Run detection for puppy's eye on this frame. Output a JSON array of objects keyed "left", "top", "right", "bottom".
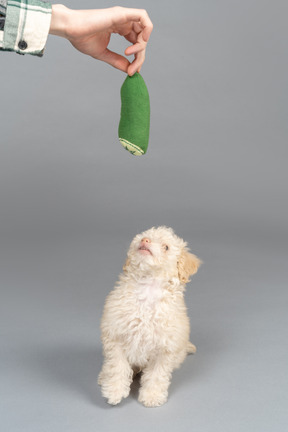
[{"left": 165, "top": 245, "right": 169, "bottom": 251}]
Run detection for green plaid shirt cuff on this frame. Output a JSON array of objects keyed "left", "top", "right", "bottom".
[
  {"left": 0, "top": 1, "right": 6, "bottom": 16},
  {"left": 0, "top": 0, "right": 51, "bottom": 57}
]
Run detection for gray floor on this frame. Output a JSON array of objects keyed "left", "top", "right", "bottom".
[{"left": 1, "top": 0, "right": 288, "bottom": 431}]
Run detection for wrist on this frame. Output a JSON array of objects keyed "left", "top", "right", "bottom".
[{"left": 49, "top": 4, "right": 71, "bottom": 38}]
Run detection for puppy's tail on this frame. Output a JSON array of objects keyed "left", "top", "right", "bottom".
[{"left": 187, "top": 342, "right": 197, "bottom": 355}]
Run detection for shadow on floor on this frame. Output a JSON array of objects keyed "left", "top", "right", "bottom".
[
  {"left": 27, "top": 342, "right": 108, "bottom": 407},
  {"left": 25, "top": 326, "right": 227, "bottom": 408}
]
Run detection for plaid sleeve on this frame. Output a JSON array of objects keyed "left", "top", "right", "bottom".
[
  {"left": 0, "top": 1, "right": 7, "bottom": 47},
  {"left": 0, "top": 1, "right": 7, "bottom": 15},
  {"left": 0, "top": 1, "right": 6, "bottom": 46},
  {"left": 0, "top": 0, "right": 52, "bottom": 57}
]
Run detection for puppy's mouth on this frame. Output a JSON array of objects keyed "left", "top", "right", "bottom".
[{"left": 138, "top": 245, "right": 153, "bottom": 256}]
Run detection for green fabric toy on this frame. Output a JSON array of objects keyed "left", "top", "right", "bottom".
[{"left": 118, "top": 73, "right": 150, "bottom": 156}]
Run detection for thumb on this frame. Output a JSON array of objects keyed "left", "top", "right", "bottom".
[{"left": 98, "top": 49, "right": 130, "bottom": 73}]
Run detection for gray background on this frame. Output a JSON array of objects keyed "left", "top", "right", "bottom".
[{"left": 1, "top": 0, "right": 287, "bottom": 431}]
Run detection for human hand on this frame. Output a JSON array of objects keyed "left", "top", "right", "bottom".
[{"left": 49, "top": 5, "right": 153, "bottom": 76}]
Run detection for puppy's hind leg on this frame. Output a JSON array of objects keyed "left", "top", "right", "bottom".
[
  {"left": 99, "top": 345, "right": 133, "bottom": 406},
  {"left": 187, "top": 341, "right": 197, "bottom": 354}
]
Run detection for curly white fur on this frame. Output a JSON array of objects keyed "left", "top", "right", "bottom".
[{"left": 98, "top": 226, "right": 202, "bottom": 407}]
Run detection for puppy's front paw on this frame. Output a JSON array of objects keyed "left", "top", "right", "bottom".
[
  {"left": 102, "top": 382, "right": 130, "bottom": 406},
  {"left": 138, "top": 388, "right": 168, "bottom": 407},
  {"left": 107, "top": 392, "right": 125, "bottom": 406}
]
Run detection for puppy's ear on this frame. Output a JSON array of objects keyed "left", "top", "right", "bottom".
[
  {"left": 177, "top": 251, "right": 202, "bottom": 284},
  {"left": 123, "top": 257, "right": 130, "bottom": 273}
]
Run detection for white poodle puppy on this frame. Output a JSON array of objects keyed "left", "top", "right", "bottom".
[{"left": 98, "top": 226, "right": 201, "bottom": 407}]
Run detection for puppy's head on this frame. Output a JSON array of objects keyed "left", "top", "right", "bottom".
[{"left": 124, "top": 226, "right": 202, "bottom": 283}]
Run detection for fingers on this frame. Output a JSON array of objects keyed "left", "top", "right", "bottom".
[
  {"left": 100, "top": 43, "right": 146, "bottom": 76},
  {"left": 132, "top": 22, "right": 144, "bottom": 35},
  {"left": 99, "top": 48, "right": 142, "bottom": 77},
  {"left": 125, "top": 41, "right": 144, "bottom": 56},
  {"left": 124, "top": 13, "right": 152, "bottom": 75},
  {"left": 127, "top": 50, "right": 145, "bottom": 76},
  {"left": 124, "top": 30, "right": 138, "bottom": 45},
  {"left": 124, "top": 30, "right": 147, "bottom": 76},
  {"left": 77, "top": 7, "right": 153, "bottom": 74},
  {"left": 99, "top": 49, "right": 130, "bottom": 73},
  {"left": 124, "top": 8, "right": 153, "bottom": 42}
]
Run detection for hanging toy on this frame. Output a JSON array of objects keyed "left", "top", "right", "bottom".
[{"left": 118, "top": 73, "right": 150, "bottom": 156}]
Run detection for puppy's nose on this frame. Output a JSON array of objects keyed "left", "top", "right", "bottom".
[{"left": 141, "top": 237, "right": 151, "bottom": 244}]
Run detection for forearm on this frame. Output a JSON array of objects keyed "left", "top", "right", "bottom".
[{"left": 49, "top": 4, "right": 71, "bottom": 38}]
